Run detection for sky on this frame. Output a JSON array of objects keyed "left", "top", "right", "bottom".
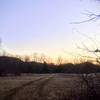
[{"left": 0, "top": 0, "right": 100, "bottom": 62}]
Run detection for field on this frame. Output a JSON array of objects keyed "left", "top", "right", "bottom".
[{"left": 0, "top": 74, "right": 100, "bottom": 100}]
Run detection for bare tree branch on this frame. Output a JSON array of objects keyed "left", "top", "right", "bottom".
[{"left": 71, "top": 10, "right": 100, "bottom": 24}]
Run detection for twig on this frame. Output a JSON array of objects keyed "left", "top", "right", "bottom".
[{"left": 70, "top": 10, "right": 100, "bottom": 24}]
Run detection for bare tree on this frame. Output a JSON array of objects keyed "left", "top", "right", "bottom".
[
  {"left": 57, "top": 56, "right": 63, "bottom": 65},
  {"left": 39, "top": 53, "right": 47, "bottom": 63},
  {"left": 71, "top": 0, "right": 100, "bottom": 24},
  {"left": 71, "top": 10, "right": 100, "bottom": 24},
  {"left": 72, "top": 1, "right": 100, "bottom": 98},
  {"left": 24, "top": 55, "right": 30, "bottom": 62},
  {"left": 33, "top": 53, "right": 39, "bottom": 62}
]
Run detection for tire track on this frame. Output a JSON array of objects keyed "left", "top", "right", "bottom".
[
  {"left": 33, "top": 76, "right": 54, "bottom": 100},
  {"left": 3, "top": 75, "right": 54, "bottom": 100},
  {"left": 14, "top": 75, "right": 54, "bottom": 100},
  {"left": 1, "top": 77, "right": 46, "bottom": 100}
]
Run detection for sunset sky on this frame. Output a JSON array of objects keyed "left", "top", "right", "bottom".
[{"left": 0, "top": 0, "right": 100, "bottom": 62}]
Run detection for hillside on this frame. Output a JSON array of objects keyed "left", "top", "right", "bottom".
[{"left": 0, "top": 56, "right": 100, "bottom": 75}]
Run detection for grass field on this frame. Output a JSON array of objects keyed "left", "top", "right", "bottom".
[{"left": 0, "top": 73, "right": 100, "bottom": 100}]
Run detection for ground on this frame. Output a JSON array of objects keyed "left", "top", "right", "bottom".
[{"left": 0, "top": 73, "right": 100, "bottom": 100}]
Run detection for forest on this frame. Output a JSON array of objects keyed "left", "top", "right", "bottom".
[{"left": 0, "top": 56, "right": 100, "bottom": 76}]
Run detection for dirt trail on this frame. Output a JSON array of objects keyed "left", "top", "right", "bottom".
[
  {"left": 33, "top": 76, "right": 54, "bottom": 100},
  {"left": 3, "top": 75, "right": 54, "bottom": 100},
  {"left": 2, "top": 77, "right": 44, "bottom": 100}
]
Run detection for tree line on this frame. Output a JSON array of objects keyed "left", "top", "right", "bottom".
[{"left": 0, "top": 56, "right": 100, "bottom": 76}]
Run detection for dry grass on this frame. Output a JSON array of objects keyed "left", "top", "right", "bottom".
[
  {"left": 0, "top": 75, "right": 43, "bottom": 93},
  {"left": 0, "top": 73, "right": 100, "bottom": 100}
]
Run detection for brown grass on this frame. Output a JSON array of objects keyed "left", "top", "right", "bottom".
[{"left": 0, "top": 73, "right": 100, "bottom": 100}]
